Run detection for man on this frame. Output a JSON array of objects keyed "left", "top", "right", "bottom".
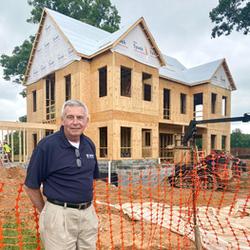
[
  {"left": 25, "top": 100, "right": 99, "bottom": 250},
  {"left": 3, "top": 141, "right": 12, "bottom": 162}
]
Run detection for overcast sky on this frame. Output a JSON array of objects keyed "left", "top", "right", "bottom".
[{"left": 0, "top": 0, "right": 249, "bottom": 133}]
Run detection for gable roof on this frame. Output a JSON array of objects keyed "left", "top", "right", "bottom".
[
  {"left": 24, "top": 8, "right": 236, "bottom": 91},
  {"left": 46, "top": 8, "right": 165, "bottom": 63},
  {"left": 160, "top": 56, "right": 236, "bottom": 90},
  {"left": 45, "top": 8, "right": 110, "bottom": 56},
  {"left": 24, "top": 8, "right": 165, "bottom": 84}
]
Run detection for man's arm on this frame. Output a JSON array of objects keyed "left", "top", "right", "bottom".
[{"left": 24, "top": 185, "right": 45, "bottom": 213}]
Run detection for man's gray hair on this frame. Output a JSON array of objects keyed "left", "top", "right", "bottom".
[{"left": 61, "top": 100, "right": 89, "bottom": 118}]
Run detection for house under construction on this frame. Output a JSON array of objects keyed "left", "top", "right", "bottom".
[{"left": 1, "top": 8, "right": 237, "bottom": 164}]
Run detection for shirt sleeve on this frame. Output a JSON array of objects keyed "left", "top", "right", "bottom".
[{"left": 25, "top": 146, "right": 46, "bottom": 189}]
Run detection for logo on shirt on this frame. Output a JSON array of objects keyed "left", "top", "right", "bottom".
[{"left": 86, "top": 154, "right": 94, "bottom": 159}]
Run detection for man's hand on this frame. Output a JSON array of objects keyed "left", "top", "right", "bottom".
[{"left": 24, "top": 185, "right": 45, "bottom": 213}]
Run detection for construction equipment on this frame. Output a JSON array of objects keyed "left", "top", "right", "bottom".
[
  {"left": 177, "top": 113, "right": 250, "bottom": 250},
  {"left": 170, "top": 113, "right": 250, "bottom": 189}
]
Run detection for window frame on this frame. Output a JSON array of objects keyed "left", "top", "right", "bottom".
[
  {"left": 32, "top": 90, "right": 37, "bottom": 112},
  {"left": 99, "top": 127, "right": 108, "bottom": 158},
  {"left": 65, "top": 74, "right": 71, "bottom": 101},
  {"left": 180, "top": 93, "right": 186, "bottom": 114},
  {"left": 99, "top": 66, "right": 107, "bottom": 97},
  {"left": 163, "top": 88, "right": 171, "bottom": 119},
  {"left": 120, "top": 127, "right": 132, "bottom": 158},
  {"left": 45, "top": 74, "right": 56, "bottom": 121},
  {"left": 222, "top": 96, "right": 227, "bottom": 116},
  {"left": 142, "top": 129, "right": 152, "bottom": 158},
  {"left": 211, "top": 134, "right": 216, "bottom": 150},
  {"left": 142, "top": 72, "right": 152, "bottom": 101},
  {"left": 211, "top": 93, "right": 217, "bottom": 114},
  {"left": 120, "top": 66, "right": 132, "bottom": 97},
  {"left": 193, "top": 92, "right": 203, "bottom": 120},
  {"left": 221, "top": 135, "right": 227, "bottom": 150},
  {"left": 32, "top": 133, "right": 37, "bottom": 149}
]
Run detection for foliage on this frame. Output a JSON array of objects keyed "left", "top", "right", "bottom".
[
  {"left": 0, "top": 0, "right": 120, "bottom": 87},
  {"left": 27, "top": 0, "right": 120, "bottom": 32},
  {"left": 210, "top": 0, "right": 250, "bottom": 37},
  {"left": 0, "top": 36, "right": 34, "bottom": 85},
  {"left": 231, "top": 128, "right": 250, "bottom": 148},
  {"left": 19, "top": 115, "right": 27, "bottom": 122}
]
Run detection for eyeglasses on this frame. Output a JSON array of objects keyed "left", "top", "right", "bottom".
[{"left": 75, "top": 148, "right": 82, "bottom": 167}]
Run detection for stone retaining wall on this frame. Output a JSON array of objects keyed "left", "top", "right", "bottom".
[{"left": 98, "top": 159, "right": 174, "bottom": 186}]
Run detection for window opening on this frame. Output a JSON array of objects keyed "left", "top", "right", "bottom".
[
  {"left": 142, "top": 129, "right": 152, "bottom": 157},
  {"left": 211, "top": 93, "right": 217, "bottom": 114},
  {"left": 163, "top": 89, "right": 170, "bottom": 119},
  {"left": 121, "top": 66, "right": 131, "bottom": 97},
  {"left": 121, "top": 127, "right": 131, "bottom": 157},
  {"left": 222, "top": 135, "right": 226, "bottom": 150},
  {"left": 46, "top": 74, "right": 55, "bottom": 121},
  {"left": 99, "top": 66, "right": 107, "bottom": 97},
  {"left": 222, "top": 96, "right": 227, "bottom": 116},
  {"left": 142, "top": 73, "right": 152, "bottom": 101},
  {"left": 32, "top": 90, "right": 37, "bottom": 112},
  {"left": 99, "top": 127, "right": 108, "bottom": 158},
  {"left": 211, "top": 134, "right": 216, "bottom": 150},
  {"left": 193, "top": 93, "right": 203, "bottom": 120},
  {"left": 65, "top": 74, "right": 71, "bottom": 101},
  {"left": 159, "top": 133, "right": 173, "bottom": 161},
  {"left": 180, "top": 93, "right": 186, "bottom": 114}
]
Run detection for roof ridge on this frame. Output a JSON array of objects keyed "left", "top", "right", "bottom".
[
  {"left": 45, "top": 7, "right": 111, "bottom": 37},
  {"left": 186, "top": 58, "right": 224, "bottom": 71}
]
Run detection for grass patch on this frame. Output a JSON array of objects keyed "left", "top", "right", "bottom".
[{"left": 1, "top": 220, "right": 43, "bottom": 250}]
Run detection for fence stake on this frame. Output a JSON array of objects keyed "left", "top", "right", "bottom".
[
  {"left": 191, "top": 139, "right": 202, "bottom": 250},
  {"left": 108, "top": 160, "right": 112, "bottom": 184}
]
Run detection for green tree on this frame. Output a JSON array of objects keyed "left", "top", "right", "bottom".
[
  {"left": 231, "top": 128, "right": 250, "bottom": 148},
  {"left": 210, "top": 0, "right": 250, "bottom": 38},
  {"left": 231, "top": 128, "right": 243, "bottom": 147},
  {"left": 0, "top": 36, "right": 34, "bottom": 85},
  {"left": 18, "top": 115, "right": 27, "bottom": 122},
  {"left": 26, "top": 0, "right": 120, "bottom": 32},
  {"left": 0, "top": 0, "right": 120, "bottom": 87}
]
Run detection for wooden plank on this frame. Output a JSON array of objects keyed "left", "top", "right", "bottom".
[{"left": 0, "top": 121, "right": 57, "bottom": 130}]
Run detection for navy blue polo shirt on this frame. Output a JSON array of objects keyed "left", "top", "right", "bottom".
[{"left": 25, "top": 126, "right": 99, "bottom": 203}]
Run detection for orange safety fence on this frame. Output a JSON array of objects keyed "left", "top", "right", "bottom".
[{"left": 0, "top": 156, "right": 249, "bottom": 249}]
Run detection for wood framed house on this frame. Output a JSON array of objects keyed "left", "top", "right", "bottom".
[{"left": 24, "top": 8, "right": 236, "bottom": 163}]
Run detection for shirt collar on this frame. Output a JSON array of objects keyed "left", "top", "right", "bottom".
[{"left": 59, "top": 126, "right": 85, "bottom": 148}]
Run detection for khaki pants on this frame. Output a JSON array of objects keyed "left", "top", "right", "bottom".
[{"left": 39, "top": 201, "right": 98, "bottom": 250}]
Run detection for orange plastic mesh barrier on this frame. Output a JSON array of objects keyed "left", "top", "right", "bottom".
[{"left": 0, "top": 157, "right": 249, "bottom": 249}]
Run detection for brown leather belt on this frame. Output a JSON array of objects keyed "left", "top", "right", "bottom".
[{"left": 48, "top": 199, "right": 92, "bottom": 210}]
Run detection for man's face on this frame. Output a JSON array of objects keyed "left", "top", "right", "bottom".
[{"left": 61, "top": 106, "right": 88, "bottom": 141}]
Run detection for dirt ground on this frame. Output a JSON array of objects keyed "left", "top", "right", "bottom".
[{"left": 0, "top": 162, "right": 249, "bottom": 249}]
